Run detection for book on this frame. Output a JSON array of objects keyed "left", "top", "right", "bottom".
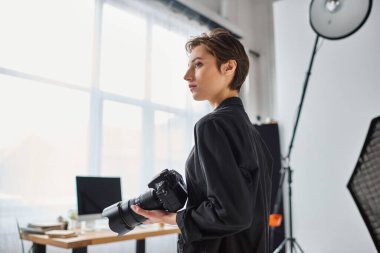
[
  {"left": 45, "top": 230, "right": 77, "bottom": 238},
  {"left": 20, "top": 226, "right": 46, "bottom": 235},
  {"left": 27, "top": 222, "right": 64, "bottom": 229},
  {"left": 21, "top": 222, "right": 65, "bottom": 234}
]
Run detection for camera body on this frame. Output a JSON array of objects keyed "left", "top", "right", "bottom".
[
  {"left": 146, "top": 168, "right": 188, "bottom": 212},
  {"left": 102, "top": 169, "right": 187, "bottom": 235}
]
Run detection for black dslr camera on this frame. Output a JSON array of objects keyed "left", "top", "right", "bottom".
[{"left": 102, "top": 169, "right": 187, "bottom": 235}]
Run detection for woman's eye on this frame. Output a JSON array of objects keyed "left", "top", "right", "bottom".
[{"left": 194, "top": 62, "right": 203, "bottom": 68}]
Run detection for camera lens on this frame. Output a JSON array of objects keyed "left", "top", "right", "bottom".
[
  {"left": 102, "top": 202, "right": 131, "bottom": 235},
  {"left": 134, "top": 189, "right": 163, "bottom": 210},
  {"left": 102, "top": 189, "right": 163, "bottom": 235}
]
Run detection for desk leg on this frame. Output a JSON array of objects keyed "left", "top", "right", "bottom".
[
  {"left": 32, "top": 243, "right": 46, "bottom": 253},
  {"left": 73, "top": 247, "right": 87, "bottom": 253},
  {"left": 136, "top": 239, "right": 145, "bottom": 253}
]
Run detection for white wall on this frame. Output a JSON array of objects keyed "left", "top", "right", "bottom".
[
  {"left": 238, "top": 0, "right": 277, "bottom": 122},
  {"left": 273, "top": 0, "right": 380, "bottom": 252}
]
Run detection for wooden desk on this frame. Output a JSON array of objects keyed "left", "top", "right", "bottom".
[{"left": 21, "top": 225, "right": 180, "bottom": 253}]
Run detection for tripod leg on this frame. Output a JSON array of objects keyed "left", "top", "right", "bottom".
[
  {"left": 273, "top": 238, "right": 290, "bottom": 253},
  {"left": 293, "top": 239, "right": 305, "bottom": 253}
]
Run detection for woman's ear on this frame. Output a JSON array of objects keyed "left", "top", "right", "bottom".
[{"left": 222, "top": 60, "right": 237, "bottom": 76}]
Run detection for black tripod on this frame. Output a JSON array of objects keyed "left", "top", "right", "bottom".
[
  {"left": 272, "top": 164, "right": 304, "bottom": 253},
  {"left": 272, "top": 35, "right": 321, "bottom": 253}
]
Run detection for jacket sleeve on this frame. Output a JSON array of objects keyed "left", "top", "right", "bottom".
[{"left": 176, "top": 118, "right": 260, "bottom": 244}]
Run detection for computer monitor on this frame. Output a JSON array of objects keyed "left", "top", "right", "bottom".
[{"left": 76, "top": 176, "right": 122, "bottom": 223}]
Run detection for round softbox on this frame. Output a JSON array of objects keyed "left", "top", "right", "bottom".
[{"left": 310, "top": 0, "right": 372, "bottom": 40}]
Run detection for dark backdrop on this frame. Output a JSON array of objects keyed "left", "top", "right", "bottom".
[{"left": 255, "top": 123, "right": 285, "bottom": 253}]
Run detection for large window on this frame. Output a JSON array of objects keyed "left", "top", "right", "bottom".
[
  {"left": 100, "top": 4, "right": 147, "bottom": 98},
  {"left": 151, "top": 24, "right": 189, "bottom": 108},
  {"left": 0, "top": 0, "right": 207, "bottom": 252},
  {"left": 0, "top": 0, "right": 94, "bottom": 86},
  {"left": 154, "top": 111, "right": 188, "bottom": 175},
  {"left": 101, "top": 101, "right": 143, "bottom": 198}
]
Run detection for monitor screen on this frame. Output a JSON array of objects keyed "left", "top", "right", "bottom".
[{"left": 76, "top": 176, "right": 122, "bottom": 221}]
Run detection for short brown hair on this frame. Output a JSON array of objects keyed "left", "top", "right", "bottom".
[{"left": 185, "top": 28, "right": 249, "bottom": 92}]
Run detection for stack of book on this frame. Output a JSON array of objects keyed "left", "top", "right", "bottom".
[
  {"left": 45, "top": 230, "right": 77, "bottom": 238},
  {"left": 20, "top": 222, "right": 64, "bottom": 235}
]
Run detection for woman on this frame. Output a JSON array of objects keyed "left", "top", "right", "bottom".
[{"left": 132, "top": 28, "right": 273, "bottom": 253}]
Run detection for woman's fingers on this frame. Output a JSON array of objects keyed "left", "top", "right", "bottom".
[
  {"left": 130, "top": 205, "right": 176, "bottom": 225},
  {"left": 131, "top": 205, "right": 148, "bottom": 217},
  {"left": 131, "top": 205, "right": 159, "bottom": 220}
]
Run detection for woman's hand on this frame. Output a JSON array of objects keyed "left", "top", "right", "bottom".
[{"left": 131, "top": 205, "right": 177, "bottom": 225}]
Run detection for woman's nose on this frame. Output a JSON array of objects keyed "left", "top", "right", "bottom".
[{"left": 183, "top": 68, "right": 193, "bottom": 81}]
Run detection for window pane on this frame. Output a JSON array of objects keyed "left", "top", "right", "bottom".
[
  {"left": 0, "top": 0, "right": 94, "bottom": 86},
  {"left": 0, "top": 75, "right": 89, "bottom": 203},
  {"left": 100, "top": 4, "right": 147, "bottom": 98},
  {"left": 0, "top": 74, "right": 89, "bottom": 247},
  {"left": 101, "top": 101, "right": 143, "bottom": 199},
  {"left": 154, "top": 111, "right": 187, "bottom": 176},
  {"left": 151, "top": 25, "right": 189, "bottom": 108}
]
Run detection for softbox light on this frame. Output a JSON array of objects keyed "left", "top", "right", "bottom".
[
  {"left": 310, "top": 0, "right": 372, "bottom": 40},
  {"left": 347, "top": 116, "right": 380, "bottom": 252}
]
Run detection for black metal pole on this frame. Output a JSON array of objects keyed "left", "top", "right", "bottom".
[
  {"left": 272, "top": 34, "right": 320, "bottom": 253},
  {"left": 286, "top": 35, "right": 320, "bottom": 159},
  {"left": 288, "top": 166, "right": 294, "bottom": 253},
  {"left": 270, "top": 165, "right": 287, "bottom": 252}
]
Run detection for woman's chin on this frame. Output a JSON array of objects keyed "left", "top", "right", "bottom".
[{"left": 191, "top": 93, "right": 205, "bottom": 101}]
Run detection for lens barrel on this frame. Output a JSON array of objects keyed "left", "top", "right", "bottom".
[
  {"left": 102, "top": 189, "right": 163, "bottom": 235},
  {"left": 135, "top": 189, "right": 163, "bottom": 210}
]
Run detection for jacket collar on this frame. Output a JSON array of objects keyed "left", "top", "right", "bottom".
[{"left": 215, "top": 96, "right": 243, "bottom": 111}]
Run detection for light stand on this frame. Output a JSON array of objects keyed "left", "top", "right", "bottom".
[
  {"left": 273, "top": 35, "right": 320, "bottom": 253},
  {"left": 271, "top": 1, "right": 372, "bottom": 252}
]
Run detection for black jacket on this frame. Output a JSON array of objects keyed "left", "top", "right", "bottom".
[{"left": 176, "top": 97, "right": 273, "bottom": 253}]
